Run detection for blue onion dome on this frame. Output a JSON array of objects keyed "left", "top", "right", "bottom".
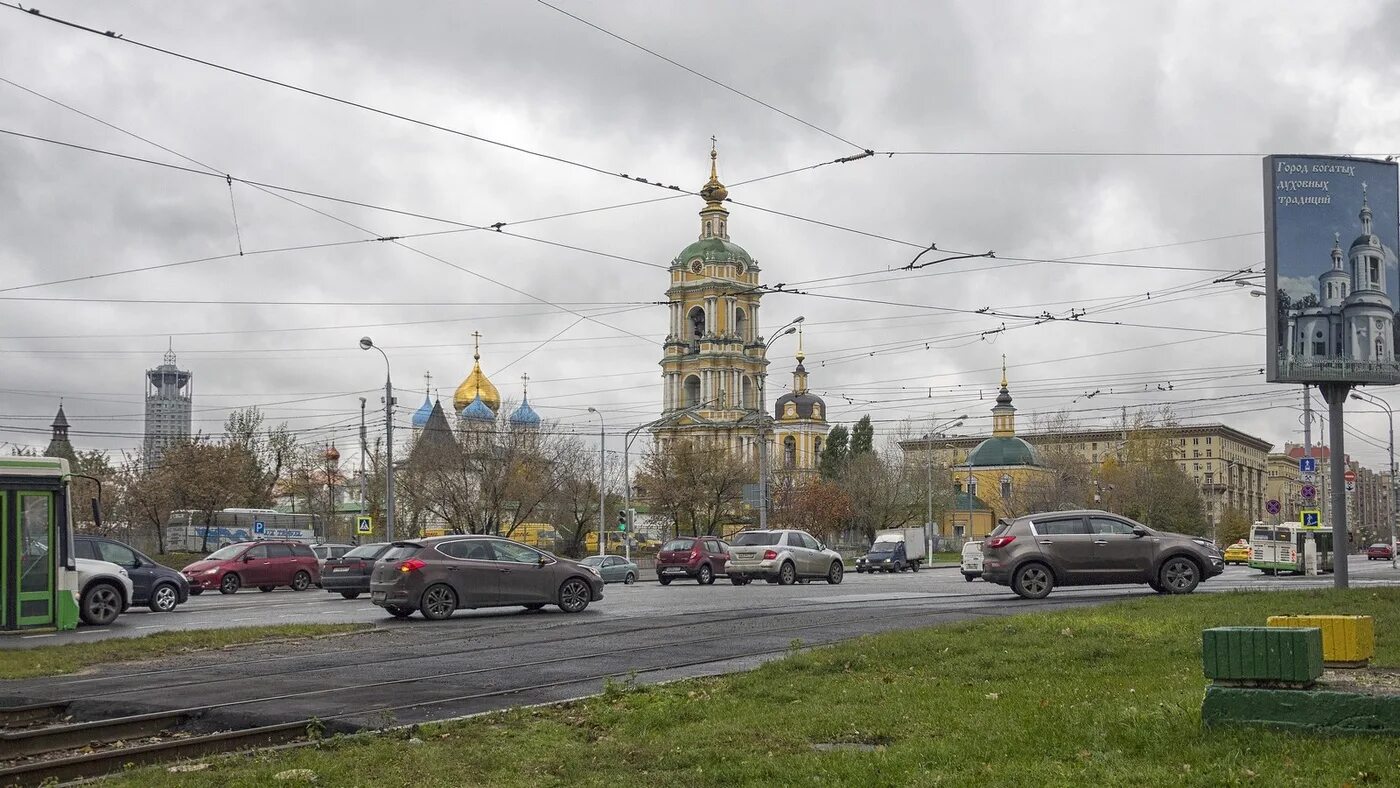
[
  {"left": 509, "top": 396, "right": 541, "bottom": 428},
  {"left": 411, "top": 394, "right": 434, "bottom": 429},
  {"left": 461, "top": 393, "right": 495, "bottom": 423}
]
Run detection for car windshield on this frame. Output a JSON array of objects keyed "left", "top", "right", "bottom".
[
  {"left": 204, "top": 545, "right": 245, "bottom": 560},
  {"left": 868, "top": 544, "right": 896, "bottom": 555},
  {"left": 1371, "top": 544, "right": 1388, "bottom": 549},
  {"left": 733, "top": 532, "right": 781, "bottom": 546},
  {"left": 343, "top": 543, "right": 388, "bottom": 559},
  {"left": 661, "top": 539, "right": 695, "bottom": 551},
  {"left": 579, "top": 556, "right": 605, "bottom": 566}
]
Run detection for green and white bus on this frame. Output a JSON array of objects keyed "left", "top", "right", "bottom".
[{"left": 1248, "top": 522, "right": 1334, "bottom": 575}]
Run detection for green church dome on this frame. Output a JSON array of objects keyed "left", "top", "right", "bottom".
[
  {"left": 966, "top": 436, "right": 1041, "bottom": 467},
  {"left": 674, "top": 237, "right": 753, "bottom": 268}
]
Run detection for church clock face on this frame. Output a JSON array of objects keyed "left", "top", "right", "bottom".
[
  {"left": 689, "top": 259, "right": 703, "bottom": 274},
  {"left": 736, "top": 260, "right": 747, "bottom": 276}
]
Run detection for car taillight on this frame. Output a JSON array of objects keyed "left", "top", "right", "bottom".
[
  {"left": 986, "top": 536, "right": 1016, "bottom": 549},
  {"left": 399, "top": 558, "right": 426, "bottom": 573},
  {"left": 356, "top": 560, "right": 367, "bottom": 570},
  {"left": 763, "top": 549, "right": 778, "bottom": 560}
]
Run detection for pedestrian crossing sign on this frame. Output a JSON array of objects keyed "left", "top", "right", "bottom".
[
  {"left": 356, "top": 515, "right": 373, "bottom": 535},
  {"left": 1300, "top": 509, "right": 1322, "bottom": 529}
]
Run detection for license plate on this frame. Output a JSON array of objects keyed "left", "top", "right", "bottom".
[
  {"left": 662, "top": 567, "right": 684, "bottom": 574},
  {"left": 332, "top": 567, "right": 348, "bottom": 573},
  {"left": 372, "top": 591, "right": 386, "bottom": 602}
]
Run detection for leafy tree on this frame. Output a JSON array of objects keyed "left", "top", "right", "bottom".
[
  {"left": 818, "top": 424, "right": 849, "bottom": 479},
  {"left": 637, "top": 438, "right": 754, "bottom": 537},
  {"left": 1219, "top": 506, "right": 1252, "bottom": 545},
  {"left": 769, "top": 474, "right": 853, "bottom": 543},
  {"left": 850, "top": 415, "right": 874, "bottom": 456},
  {"left": 1101, "top": 420, "right": 1207, "bottom": 535}
]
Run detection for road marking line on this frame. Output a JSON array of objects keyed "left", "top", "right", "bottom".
[
  {"left": 20, "top": 633, "right": 56, "bottom": 639},
  {"left": 137, "top": 625, "right": 161, "bottom": 629}
]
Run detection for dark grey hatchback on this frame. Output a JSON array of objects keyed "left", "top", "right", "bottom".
[
  {"left": 981, "top": 510, "right": 1224, "bottom": 599},
  {"left": 369, "top": 535, "right": 604, "bottom": 620}
]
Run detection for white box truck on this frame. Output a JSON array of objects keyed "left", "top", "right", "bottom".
[{"left": 857, "top": 527, "right": 927, "bottom": 573}]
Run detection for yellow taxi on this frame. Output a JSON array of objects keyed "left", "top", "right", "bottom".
[{"left": 1223, "top": 541, "right": 1251, "bottom": 565}]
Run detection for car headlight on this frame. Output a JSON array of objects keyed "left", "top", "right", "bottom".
[
  {"left": 205, "top": 568, "right": 220, "bottom": 574},
  {"left": 584, "top": 565, "right": 602, "bottom": 578},
  {"left": 119, "top": 568, "right": 129, "bottom": 577}
]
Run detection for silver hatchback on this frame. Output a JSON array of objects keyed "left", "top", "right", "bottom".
[
  {"left": 981, "top": 510, "right": 1224, "bottom": 599},
  {"left": 725, "top": 529, "right": 844, "bottom": 585}
]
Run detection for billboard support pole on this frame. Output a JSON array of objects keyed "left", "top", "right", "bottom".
[{"left": 1319, "top": 382, "right": 1352, "bottom": 588}]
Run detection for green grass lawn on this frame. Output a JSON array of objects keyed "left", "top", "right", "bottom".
[
  {"left": 106, "top": 589, "right": 1400, "bottom": 787},
  {"left": 0, "top": 624, "right": 366, "bottom": 680}
]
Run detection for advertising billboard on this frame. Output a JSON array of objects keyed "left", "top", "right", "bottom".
[{"left": 1265, "top": 155, "right": 1400, "bottom": 385}]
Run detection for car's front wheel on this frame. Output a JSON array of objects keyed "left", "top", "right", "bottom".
[
  {"left": 80, "top": 582, "right": 123, "bottom": 625},
  {"left": 219, "top": 573, "right": 242, "bottom": 595},
  {"left": 1011, "top": 563, "right": 1054, "bottom": 599},
  {"left": 291, "top": 571, "right": 312, "bottom": 591},
  {"left": 149, "top": 583, "right": 180, "bottom": 613},
  {"left": 558, "top": 578, "right": 591, "bottom": 613},
  {"left": 1159, "top": 556, "right": 1201, "bottom": 594},
  {"left": 697, "top": 564, "right": 714, "bottom": 585},
  {"left": 777, "top": 561, "right": 797, "bottom": 586},
  {"left": 827, "top": 561, "right": 844, "bottom": 585},
  {"left": 420, "top": 584, "right": 458, "bottom": 620}
]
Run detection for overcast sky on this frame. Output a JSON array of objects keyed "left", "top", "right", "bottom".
[{"left": 2, "top": 0, "right": 1396, "bottom": 472}]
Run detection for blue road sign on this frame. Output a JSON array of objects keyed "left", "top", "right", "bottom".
[
  {"left": 1300, "top": 484, "right": 1316, "bottom": 500},
  {"left": 1266, "top": 499, "right": 1281, "bottom": 515},
  {"left": 1299, "top": 457, "right": 1318, "bottom": 474},
  {"left": 253, "top": 520, "right": 266, "bottom": 535},
  {"left": 1300, "top": 509, "right": 1322, "bottom": 528}
]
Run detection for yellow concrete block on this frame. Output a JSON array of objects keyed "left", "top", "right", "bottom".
[{"left": 1267, "top": 615, "right": 1375, "bottom": 664}]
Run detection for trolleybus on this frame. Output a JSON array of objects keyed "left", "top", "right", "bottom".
[
  {"left": 1248, "top": 522, "right": 1334, "bottom": 574},
  {"left": 0, "top": 456, "right": 81, "bottom": 631}
]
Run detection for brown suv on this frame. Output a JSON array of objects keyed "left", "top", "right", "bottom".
[
  {"left": 981, "top": 510, "right": 1224, "bottom": 599},
  {"left": 655, "top": 537, "right": 729, "bottom": 585}
]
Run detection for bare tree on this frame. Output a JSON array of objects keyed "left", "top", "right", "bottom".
[{"left": 637, "top": 438, "right": 754, "bottom": 537}]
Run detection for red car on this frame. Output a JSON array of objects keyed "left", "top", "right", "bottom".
[
  {"left": 655, "top": 536, "right": 729, "bottom": 585},
  {"left": 1366, "top": 543, "right": 1393, "bottom": 561},
  {"left": 183, "top": 540, "right": 321, "bottom": 595}
]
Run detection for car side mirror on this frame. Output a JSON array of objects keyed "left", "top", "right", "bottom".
[
  {"left": 538, "top": 556, "right": 548, "bottom": 567},
  {"left": 243, "top": 555, "right": 254, "bottom": 562},
  {"left": 1131, "top": 527, "right": 1148, "bottom": 538}
]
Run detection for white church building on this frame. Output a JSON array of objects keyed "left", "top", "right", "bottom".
[{"left": 1287, "top": 187, "right": 1395, "bottom": 366}]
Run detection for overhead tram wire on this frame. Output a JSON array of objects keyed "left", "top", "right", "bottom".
[{"left": 533, "top": 0, "right": 868, "bottom": 153}]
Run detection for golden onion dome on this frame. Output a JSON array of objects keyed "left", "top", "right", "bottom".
[
  {"left": 453, "top": 334, "right": 500, "bottom": 415},
  {"left": 699, "top": 144, "right": 728, "bottom": 204}
]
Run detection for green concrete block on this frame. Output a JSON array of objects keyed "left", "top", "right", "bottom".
[
  {"left": 1203, "top": 685, "right": 1400, "bottom": 734},
  {"left": 1202, "top": 627, "right": 1323, "bottom": 683}
]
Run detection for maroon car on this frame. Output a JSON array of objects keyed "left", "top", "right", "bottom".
[
  {"left": 655, "top": 536, "right": 729, "bottom": 585},
  {"left": 1366, "top": 543, "right": 1393, "bottom": 561},
  {"left": 182, "top": 540, "right": 321, "bottom": 595}
]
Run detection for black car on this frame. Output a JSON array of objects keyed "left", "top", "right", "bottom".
[
  {"left": 856, "top": 540, "right": 909, "bottom": 573},
  {"left": 322, "top": 542, "right": 392, "bottom": 599},
  {"left": 75, "top": 535, "right": 190, "bottom": 612}
]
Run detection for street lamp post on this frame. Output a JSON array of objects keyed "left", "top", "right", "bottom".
[
  {"left": 358, "top": 337, "right": 395, "bottom": 542},
  {"left": 757, "top": 318, "right": 803, "bottom": 530},
  {"left": 1351, "top": 391, "right": 1395, "bottom": 569},
  {"left": 588, "top": 407, "right": 606, "bottom": 557}
]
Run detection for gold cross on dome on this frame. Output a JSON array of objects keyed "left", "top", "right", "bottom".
[
  {"left": 472, "top": 330, "right": 483, "bottom": 360},
  {"left": 521, "top": 372, "right": 530, "bottom": 396}
]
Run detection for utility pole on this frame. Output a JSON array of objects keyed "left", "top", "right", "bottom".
[
  {"left": 358, "top": 397, "right": 368, "bottom": 526},
  {"left": 589, "top": 408, "right": 606, "bottom": 557},
  {"left": 359, "top": 337, "right": 395, "bottom": 542},
  {"left": 1319, "top": 383, "right": 1352, "bottom": 588}
]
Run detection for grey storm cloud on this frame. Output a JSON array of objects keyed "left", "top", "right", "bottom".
[{"left": 0, "top": 0, "right": 1397, "bottom": 468}]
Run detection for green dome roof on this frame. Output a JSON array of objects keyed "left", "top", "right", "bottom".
[
  {"left": 966, "top": 436, "right": 1041, "bottom": 467},
  {"left": 674, "top": 237, "right": 753, "bottom": 267}
]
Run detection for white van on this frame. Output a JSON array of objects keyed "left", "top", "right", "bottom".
[{"left": 960, "top": 540, "right": 984, "bottom": 582}]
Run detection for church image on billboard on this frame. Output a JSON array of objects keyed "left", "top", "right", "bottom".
[{"left": 1266, "top": 155, "right": 1400, "bottom": 385}]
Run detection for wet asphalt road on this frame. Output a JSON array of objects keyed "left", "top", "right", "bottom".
[{"left": 1, "top": 557, "right": 1394, "bottom": 734}]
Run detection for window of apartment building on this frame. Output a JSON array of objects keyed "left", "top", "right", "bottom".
[
  {"left": 1193, "top": 438, "right": 1199, "bottom": 445},
  {"left": 1206, "top": 450, "right": 1212, "bottom": 458},
  {"left": 1193, "top": 450, "right": 1200, "bottom": 458},
  {"left": 1206, "top": 437, "right": 1212, "bottom": 444},
  {"left": 1092, "top": 442, "right": 1098, "bottom": 450}
]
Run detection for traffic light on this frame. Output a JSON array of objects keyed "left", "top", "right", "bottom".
[{"left": 617, "top": 509, "right": 629, "bottom": 532}]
